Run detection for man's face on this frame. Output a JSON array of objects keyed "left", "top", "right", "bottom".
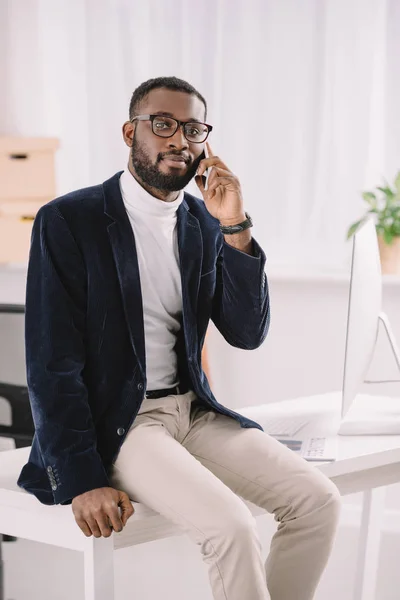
[{"left": 125, "top": 89, "right": 207, "bottom": 192}]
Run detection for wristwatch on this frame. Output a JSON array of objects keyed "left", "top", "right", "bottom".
[{"left": 219, "top": 212, "right": 253, "bottom": 235}]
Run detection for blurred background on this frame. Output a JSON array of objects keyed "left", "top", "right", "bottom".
[
  {"left": 1, "top": 1, "right": 400, "bottom": 599},
  {"left": 1, "top": 0, "right": 399, "bottom": 267}
]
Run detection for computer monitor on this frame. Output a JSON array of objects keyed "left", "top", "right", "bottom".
[{"left": 339, "top": 217, "right": 400, "bottom": 435}]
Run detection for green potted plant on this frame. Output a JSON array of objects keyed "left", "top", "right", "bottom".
[{"left": 347, "top": 170, "right": 400, "bottom": 274}]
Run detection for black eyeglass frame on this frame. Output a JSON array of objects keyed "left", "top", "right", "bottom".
[{"left": 130, "top": 114, "right": 213, "bottom": 143}]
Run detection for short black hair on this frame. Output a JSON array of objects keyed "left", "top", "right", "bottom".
[{"left": 129, "top": 76, "right": 207, "bottom": 121}]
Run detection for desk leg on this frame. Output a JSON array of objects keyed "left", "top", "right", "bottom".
[
  {"left": 353, "top": 487, "right": 386, "bottom": 600},
  {"left": 83, "top": 535, "right": 114, "bottom": 600}
]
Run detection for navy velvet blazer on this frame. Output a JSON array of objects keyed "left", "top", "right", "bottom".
[{"left": 17, "top": 171, "right": 270, "bottom": 505}]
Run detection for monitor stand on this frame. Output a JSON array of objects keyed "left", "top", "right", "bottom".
[{"left": 338, "top": 312, "right": 400, "bottom": 436}]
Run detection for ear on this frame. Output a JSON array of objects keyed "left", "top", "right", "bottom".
[{"left": 122, "top": 121, "right": 135, "bottom": 147}]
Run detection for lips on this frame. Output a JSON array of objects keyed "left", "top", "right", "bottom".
[
  {"left": 162, "top": 156, "right": 188, "bottom": 168},
  {"left": 163, "top": 155, "right": 187, "bottom": 163}
]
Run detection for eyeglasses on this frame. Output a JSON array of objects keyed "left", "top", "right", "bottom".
[{"left": 130, "top": 114, "right": 213, "bottom": 143}]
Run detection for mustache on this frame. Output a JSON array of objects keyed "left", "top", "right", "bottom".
[{"left": 158, "top": 151, "right": 191, "bottom": 164}]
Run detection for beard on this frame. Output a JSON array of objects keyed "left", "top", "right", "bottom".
[{"left": 130, "top": 133, "right": 202, "bottom": 192}]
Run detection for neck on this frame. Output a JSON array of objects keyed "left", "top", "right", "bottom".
[{"left": 128, "top": 164, "right": 180, "bottom": 203}]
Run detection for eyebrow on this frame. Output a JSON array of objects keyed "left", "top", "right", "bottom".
[{"left": 153, "top": 111, "right": 203, "bottom": 123}]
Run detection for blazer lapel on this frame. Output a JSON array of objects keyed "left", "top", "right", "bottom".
[
  {"left": 177, "top": 200, "right": 203, "bottom": 351},
  {"left": 103, "top": 172, "right": 146, "bottom": 379}
]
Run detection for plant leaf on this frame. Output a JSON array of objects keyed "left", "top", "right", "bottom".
[
  {"left": 362, "top": 191, "right": 377, "bottom": 208},
  {"left": 377, "top": 186, "right": 394, "bottom": 197},
  {"left": 394, "top": 170, "right": 400, "bottom": 193},
  {"left": 346, "top": 219, "right": 365, "bottom": 240}
]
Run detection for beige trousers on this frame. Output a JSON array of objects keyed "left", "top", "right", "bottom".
[{"left": 110, "top": 391, "right": 341, "bottom": 600}]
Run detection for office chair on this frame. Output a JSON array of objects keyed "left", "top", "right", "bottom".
[
  {"left": 0, "top": 304, "right": 34, "bottom": 600},
  {"left": 0, "top": 304, "right": 34, "bottom": 447}
]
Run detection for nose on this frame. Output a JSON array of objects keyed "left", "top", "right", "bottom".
[{"left": 167, "top": 125, "right": 189, "bottom": 150}]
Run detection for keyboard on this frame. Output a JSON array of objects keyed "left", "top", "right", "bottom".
[
  {"left": 276, "top": 437, "right": 337, "bottom": 462},
  {"left": 299, "top": 437, "right": 337, "bottom": 461},
  {"left": 263, "top": 416, "right": 310, "bottom": 437},
  {"left": 262, "top": 416, "right": 337, "bottom": 461}
]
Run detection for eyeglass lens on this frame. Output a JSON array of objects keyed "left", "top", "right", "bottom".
[{"left": 152, "top": 116, "right": 209, "bottom": 142}]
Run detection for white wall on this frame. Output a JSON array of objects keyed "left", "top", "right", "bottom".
[{"left": 1, "top": 0, "right": 400, "bottom": 269}]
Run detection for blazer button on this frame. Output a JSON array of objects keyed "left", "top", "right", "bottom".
[
  {"left": 137, "top": 383, "right": 144, "bottom": 391},
  {"left": 117, "top": 427, "right": 125, "bottom": 436}
]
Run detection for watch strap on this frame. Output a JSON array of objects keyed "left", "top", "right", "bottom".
[{"left": 219, "top": 212, "right": 253, "bottom": 235}]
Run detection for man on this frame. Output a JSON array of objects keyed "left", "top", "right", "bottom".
[{"left": 18, "top": 76, "right": 340, "bottom": 600}]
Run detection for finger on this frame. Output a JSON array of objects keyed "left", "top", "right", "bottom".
[
  {"left": 212, "top": 166, "right": 233, "bottom": 177},
  {"left": 95, "top": 513, "right": 114, "bottom": 538},
  {"left": 207, "top": 176, "right": 237, "bottom": 193},
  {"left": 86, "top": 516, "right": 102, "bottom": 538},
  {"left": 207, "top": 189, "right": 216, "bottom": 201},
  {"left": 206, "top": 142, "right": 230, "bottom": 172},
  {"left": 119, "top": 492, "right": 135, "bottom": 526},
  {"left": 107, "top": 503, "right": 124, "bottom": 533},
  {"left": 206, "top": 141, "right": 216, "bottom": 158},
  {"left": 196, "top": 156, "right": 217, "bottom": 176},
  {"left": 197, "top": 156, "right": 229, "bottom": 176},
  {"left": 208, "top": 166, "right": 232, "bottom": 188},
  {"left": 120, "top": 502, "right": 135, "bottom": 527},
  {"left": 75, "top": 517, "right": 93, "bottom": 537}
]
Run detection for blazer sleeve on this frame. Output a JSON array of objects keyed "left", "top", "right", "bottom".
[
  {"left": 211, "top": 238, "right": 270, "bottom": 350},
  {"left": 24, "top": 204, "right": 110, "bottom": 504}
]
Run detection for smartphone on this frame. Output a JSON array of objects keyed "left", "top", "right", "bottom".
[{"left": 200, "top": 145, "right": 209, "bottom": 191}]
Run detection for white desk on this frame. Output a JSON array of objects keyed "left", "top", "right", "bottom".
[
  {"left": 239, "top": 392, "right": 400, "bottom": 600},
  {"left": 1, "top": 392, "right": 399, "bottom": 600}
]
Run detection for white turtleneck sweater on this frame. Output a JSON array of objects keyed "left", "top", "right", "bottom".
[{"left": 119, "top": 169, "right": 184, "bottom": 391}]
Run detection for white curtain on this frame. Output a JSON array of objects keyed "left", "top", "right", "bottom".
[{"left": 1, "top": 0, "right": 399, "bottom": 269}]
